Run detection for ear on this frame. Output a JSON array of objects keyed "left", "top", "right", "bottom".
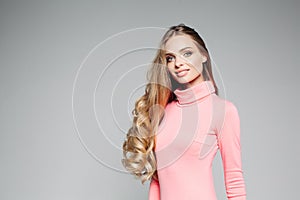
[
  {"left": 202, "top": 55, "right": 207, "bottom": 63},
  {"left": 199, "top": 51, "right": 207, "bottom": 62}
]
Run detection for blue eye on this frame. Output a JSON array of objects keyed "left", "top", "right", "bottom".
[
  {"left": 183, "top": 51, "right": 192, "bottom": 57},
  {"left": 166, "top": 55, "right": 174, "bottom": 63}
]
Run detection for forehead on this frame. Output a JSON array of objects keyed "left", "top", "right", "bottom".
[{"left": 164, "top": 35, "right": 197, "bottom": 53}]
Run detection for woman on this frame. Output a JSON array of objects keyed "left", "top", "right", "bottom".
[{"left": 122, "top": 24, "right": 247, "bottom": 200}]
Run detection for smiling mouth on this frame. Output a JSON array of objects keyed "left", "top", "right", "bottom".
[{"left": 175, "top": 69, "right": 190, "bottom": 77}]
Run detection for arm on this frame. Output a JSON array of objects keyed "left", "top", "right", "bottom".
[
  {"left": 148, "top": 177, "right": 160, "bottom": 200},
  {"left": 218, "top": 102, "right": 247, "bottom": 200}
]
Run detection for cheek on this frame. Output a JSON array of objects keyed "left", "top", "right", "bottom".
[
  {"left": 166, "top": 65, "right": 172, "bottom": 73},
  {"left": 191, "top": 66, "right": 203, "bottom": 76},
  {"left": 189, "top": 57, "right": 203, "bottom": 67},
  {"left": 166, "top": 66, "right": 176, "bottom": 78},
  {"left": 167, "top": 63, "right": 176, "bottom": 72},
  {"left": 189, "top": 59, "right": 203, "bottom": 74}
]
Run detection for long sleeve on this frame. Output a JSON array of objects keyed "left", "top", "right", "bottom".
[
  {"left": 218, "top": 102, "right": 247, "bottom": 200},
  {"left": 148, "top": 178, "right": 160, "bottom": 200}
]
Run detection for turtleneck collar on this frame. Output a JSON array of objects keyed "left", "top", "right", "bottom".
[{"left": 173, "top": 80, "right": 216, "bottom": 105}]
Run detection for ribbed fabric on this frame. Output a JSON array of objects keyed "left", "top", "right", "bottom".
[{"left": 149, "top": 81, "right": 246, "bottom": 200}]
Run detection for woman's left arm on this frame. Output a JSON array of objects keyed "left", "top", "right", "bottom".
[{"left": 218, "top": 101, "right": 247, "bottom": 200}]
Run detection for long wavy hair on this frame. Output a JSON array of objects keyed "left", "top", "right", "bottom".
[{"left": 122, "top": 23, "right": 219, "bottom": 183}]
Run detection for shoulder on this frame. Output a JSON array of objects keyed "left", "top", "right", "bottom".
[
  {"left": 212, "top": 94, "right": 240, "bottom": 120},
  {"left": 163, "top": 100, "right": 178, "bottom": 114},
  {"left": 225, "top": 99, "right": 239, "bottom": 115},
  {"left": 214, "top": 96, "right": 241, "bottom": 137},
  {"left": 165, "top": 100, "right": 177, "bottom": 109},
  {"left": 223, "top": 99, "right": 240, "bottom": 125},
  {"left": 213, "top": 94, "right": 238, "bottom": 110}
]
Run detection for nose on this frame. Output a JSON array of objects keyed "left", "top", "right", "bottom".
[{"left": 175, "top": 56, "right": 184, "bottom": 68}]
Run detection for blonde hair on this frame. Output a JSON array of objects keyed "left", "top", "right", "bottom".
[{"left": 122, "top": 24, "right": 219, "bottom": 183}]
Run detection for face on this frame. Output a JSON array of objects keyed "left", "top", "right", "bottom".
[{"left": 164, "top": 35, "right": 207, "bottom": 89}]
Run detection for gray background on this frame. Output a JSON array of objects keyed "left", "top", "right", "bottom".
[{"left": 1, "top": 0, "right": 299, "bottom": 199}]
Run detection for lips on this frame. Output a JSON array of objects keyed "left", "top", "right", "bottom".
[{"left": 175, "top": 69, "right": 190, "bottom": 77}]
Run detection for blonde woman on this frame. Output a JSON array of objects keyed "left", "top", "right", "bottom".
[{"left": 122, "top": 24, "right": 246, "bottom": 200}]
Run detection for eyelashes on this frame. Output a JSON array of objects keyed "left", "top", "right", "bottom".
[
  {"left": 166, "top": 55, "right": 175, "bottom": 63},
  {"left": 165, "top": 51, "right": 193, "bottom": 63},
  {"left": 183, "top": 51, "right": 192, "bottom": 57}
]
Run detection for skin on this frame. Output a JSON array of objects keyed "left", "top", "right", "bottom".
[{"left": 164, "top": 35, "right": 207, "bottom": 89}]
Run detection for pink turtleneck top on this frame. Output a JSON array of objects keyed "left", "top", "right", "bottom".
[{"left": 148, "top": 81, "right": 246, "bottom": 200}]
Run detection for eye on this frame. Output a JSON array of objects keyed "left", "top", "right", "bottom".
[
  {"left": 166, "top": 55, "right": 175, "bottom": 63},
  {"left": 183, "top": 51, "right": 193, "bottom": 57}
]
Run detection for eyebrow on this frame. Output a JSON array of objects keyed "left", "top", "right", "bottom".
[{"left": 165, "top": 47, "right": 193, "bottom": 55}]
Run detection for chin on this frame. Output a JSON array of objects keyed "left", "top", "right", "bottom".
[
  {"left": 177, "top": 76, "right": 195, "bottom": 84},
  {"left": 174, "top": 78, "right": 190, "bottom": 84}
]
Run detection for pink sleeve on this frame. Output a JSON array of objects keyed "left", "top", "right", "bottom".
[
  {"left": 148, "top": 178, "right": 160, "bottom": 200},
  {"left": 218, "top": 102, "right": 247, "bottom": 200}
]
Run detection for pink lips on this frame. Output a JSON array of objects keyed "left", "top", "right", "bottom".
[{"left": 175, "top": 69, "right": 190, "bottom": 77}]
